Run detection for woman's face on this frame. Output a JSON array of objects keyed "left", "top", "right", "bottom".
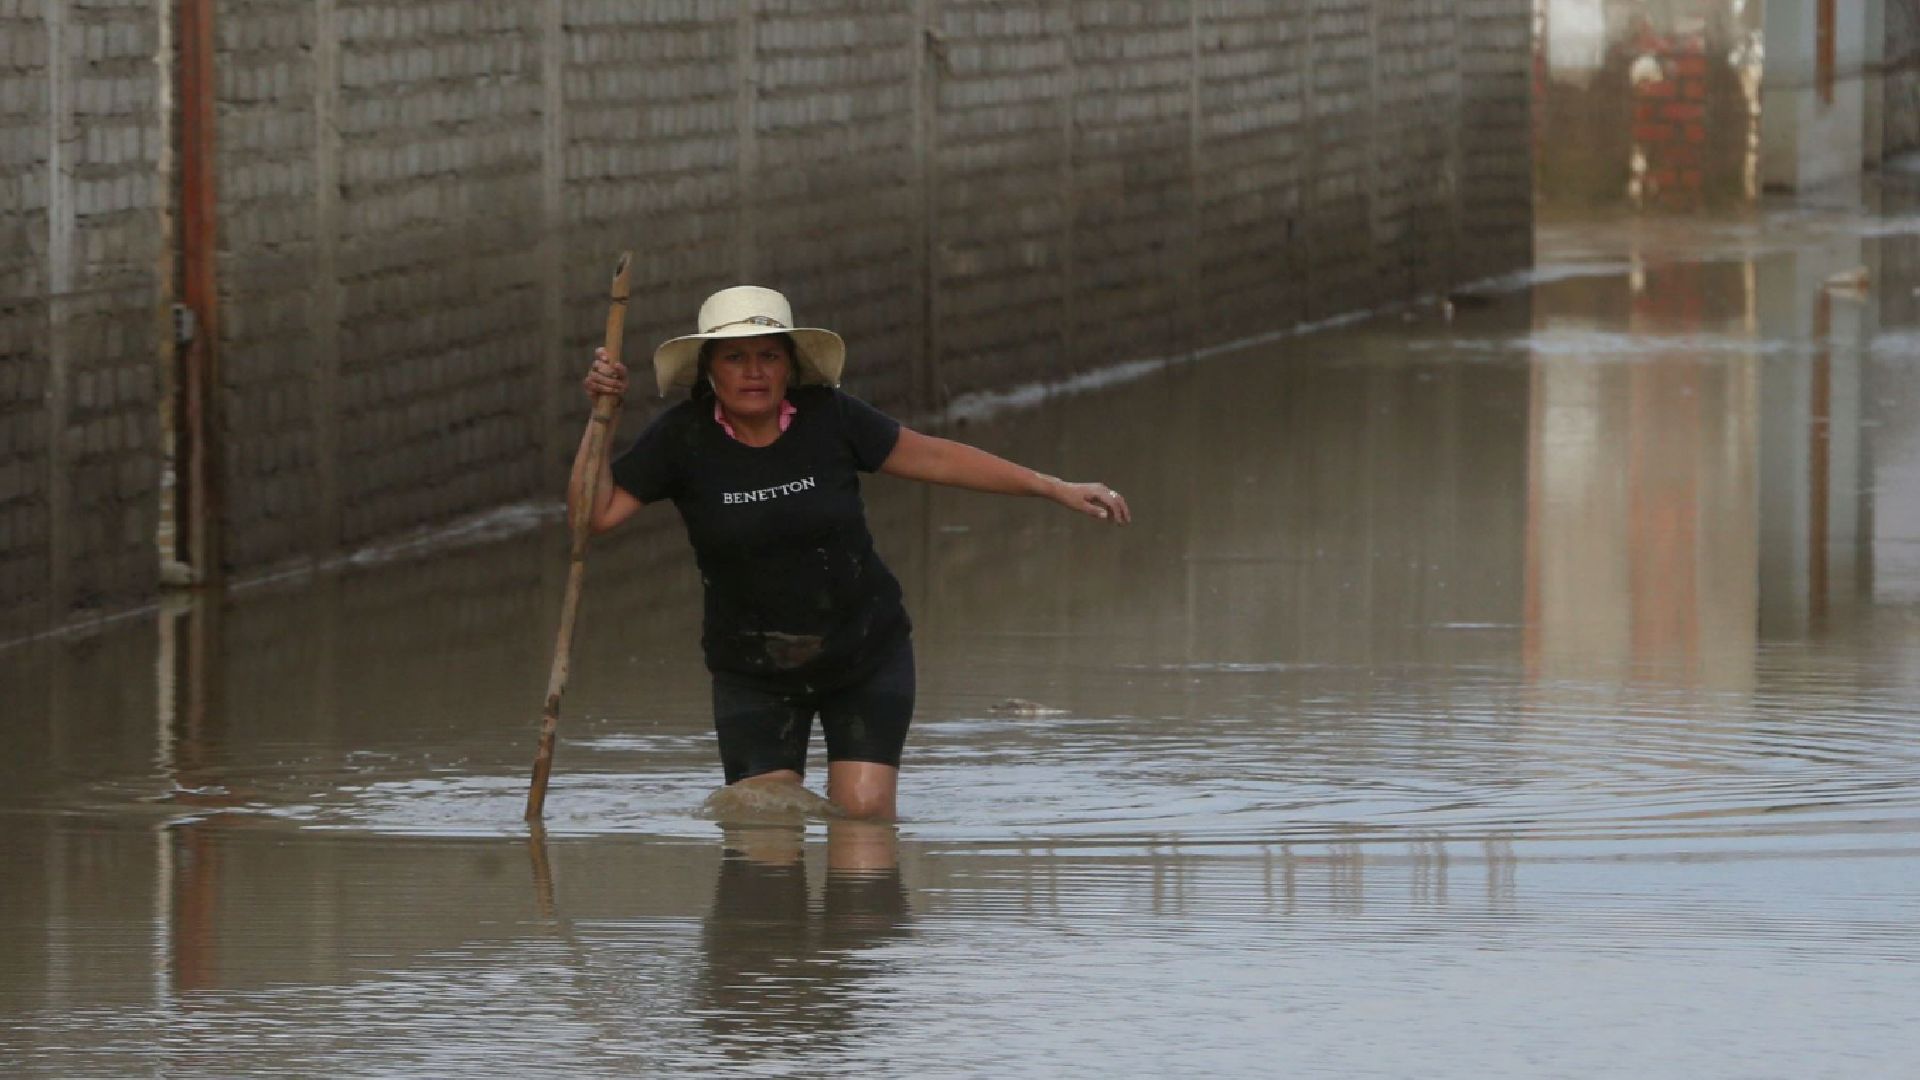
[{"left": 707, "top": 335, "right": 793, "bottom": 419}]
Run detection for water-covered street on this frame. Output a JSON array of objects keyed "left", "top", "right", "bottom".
[{"left": 5, "top": 190, "right": 1920, "bottom": 1076}]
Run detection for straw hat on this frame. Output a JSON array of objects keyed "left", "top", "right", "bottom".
[{"left": 651, "top": 286, "right": 846, "bottom": 396}]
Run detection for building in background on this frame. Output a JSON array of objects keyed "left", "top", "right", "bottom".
[{"left": 1535, "top": 0, "right": 1917, "bottom": 208}]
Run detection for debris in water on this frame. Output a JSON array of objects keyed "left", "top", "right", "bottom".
[
  {"left": 1825, "top": 266, "right": 1871, "bottom": 301},
  {"left": 702, "top": 779, "right": 841, "bottom": 823},
  {"left": 1824, "top": 265, "right": 1870, "bottom": 289},
  {"left": 149, "top": 784, "right": 254, "bottom": 808},
  {"left": 989, "top": 698, "right": 1069, "bottom": 718}
]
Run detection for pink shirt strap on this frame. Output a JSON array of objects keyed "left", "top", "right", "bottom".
[{"left": 714, "top": 398, "right": 796, "bottom": 443}]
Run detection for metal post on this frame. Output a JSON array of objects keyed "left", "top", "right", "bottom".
[{"left": 176, "top": 0, "right": 222, "bottom": 583}]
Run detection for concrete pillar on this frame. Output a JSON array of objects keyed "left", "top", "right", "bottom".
[{"left": 1760, "top": 0, "right": 1869, "bottom": 190}]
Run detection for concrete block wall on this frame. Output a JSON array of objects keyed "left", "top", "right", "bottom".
[
  {"left": 1457, "top": 0, "right": 1532, "bottom": 280},
  {"left": 1372, "top": 2, "right": 1461, "bottom": 299},
  {"left": 557, "top": 1, "right": 750, "bottom": 448},
  {"left": 1888, "top": 0, "right": 1920, "bottom": 157},
  {"left": 218, "top": 0, "right": 320, "bottom": 568},
  {"left": 930, "top": 0, "right": 1073, "bottom": 402},
  {"left": 1066, "top": 1, "right": 1192, "bottom": 369},
  {"left": 61, "top": 0, "right": 165, "bottom": 619},
  {"left": 3, "top": 0, "right": 1535, "bottom": 633},
  {"left": 215, "top": 0, "right": 551, "bottom": 564},
  {"left": 1194, "top": 1, "right": 1307, "bottom": 343},
  {"left": 750, "top": 0, "right": 920, "bottom": 414},
  {"left": 1304, "top": 0, "right": 1377, "bottom": 317},
  {"left": 329, "top": 1, "right": 547, "bottom": 548},
  {"left": 1, "top": 3, "right": 50, "bottom": 631},
  {"left": 2, "top": 0, "right": 164, "bottom": 638}
]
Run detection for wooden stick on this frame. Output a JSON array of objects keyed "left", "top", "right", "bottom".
[{"left": 526, "top": 252, "right": 631, "bottom": 821}]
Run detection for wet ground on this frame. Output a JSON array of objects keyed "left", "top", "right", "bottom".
[{"left": 6, "top": 190, "right": 1920, "bottom": 1077}]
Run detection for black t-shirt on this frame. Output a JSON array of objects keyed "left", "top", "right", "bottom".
[{"left": 610, "top": 386, "right": 909, "bottom": 691}]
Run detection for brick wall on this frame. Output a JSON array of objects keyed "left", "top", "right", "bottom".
[
  {"left": 1533, "top": 0, "right": 1761, "bottom": 212},
  {"left": 3, "top": 0, "right": 1535, "bottom": 634},
  {"left": 930, "top": 0, "right": 1073, "bottom": 403},
  {"left": 1629, "top": 29, "right": 1712, "bottom": 210},
  {"left": 1890, "top": 0, "right": 1920, "bottom": 157},
  {"left": 1458, "top": 0, "right": 1532, "bottom": 277},
  {"left": 217, "top": 0, "right": 320, "bottom": 568},
  {"left": 0, "top": 4, "right": 48, "bottom": 634},
  {"left": 753, "top": 1, "right": 921, "bottom": 412},
  {"left": 1373, "top": 2, "right": 1461, "bottom": 299},
  {"left": 1064, "top": 2, "right": 1192, "bottom": 368},
  {"left": 556, "top": 2, "right": 749, "bottom": 466},
  {"left": 1195, "top": 1, "right": 1309, "bottom": 342},
  {"left": 330, "top": 2, "right": 548, "bottom": 548},
  {"left": 1304, "top": 0, "right": 1376, "bottom": 316},
  {"left": 1, "top": 0, "right": 164, "bottom": 639},
  {"left": 61, "top": 0, "right": 165, "bottom": 617},
  {"left": 214, "top": 0, "right": 552, "bottom": 564}
]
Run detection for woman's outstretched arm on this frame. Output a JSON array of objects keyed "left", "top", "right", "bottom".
[{"left": 879, "top": 428, "right": 1131, "bottom": 524}]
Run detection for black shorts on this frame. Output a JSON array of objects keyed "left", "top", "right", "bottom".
[{"left": 710, "top": 637, "right": 915, "bottom": 783}]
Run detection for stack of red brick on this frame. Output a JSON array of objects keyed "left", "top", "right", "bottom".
[{"left": 1632, "top": 30, "right": 1711, "bottom": 207}]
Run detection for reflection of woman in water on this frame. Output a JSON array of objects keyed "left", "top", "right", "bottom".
[
  {"left": 695, "top": 823, "right": 911, "bottom": 1053},
  {"left": 576, "top": 286, "right": 1130, "bottom": 818}
]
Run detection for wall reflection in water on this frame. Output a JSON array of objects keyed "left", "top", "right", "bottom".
[
  {"left": 1524, "top": 209, "right": 1903, "bottom": 688},
  {"left": 3, "top": 816, "right": 1532, "bottom": 1074},
  {"left": 1525, "top": 257, "right": 1762, "bottom": 686}
]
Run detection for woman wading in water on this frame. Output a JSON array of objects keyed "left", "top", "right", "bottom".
[{"left": 574, "top": 286, "right": 1130, "bottom": 819}]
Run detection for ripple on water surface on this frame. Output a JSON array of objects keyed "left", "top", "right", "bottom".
[{"left": 79, "top": 653, "right": 1920, "bottom": 865}]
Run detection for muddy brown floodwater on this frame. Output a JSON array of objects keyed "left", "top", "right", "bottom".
[{"left": 7, "top": 191, "right": 1920, "bottom": 1077}]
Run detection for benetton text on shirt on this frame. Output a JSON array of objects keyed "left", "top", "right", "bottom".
[{"left": 723, "top": 477, "right": 818, "bottom": 505}]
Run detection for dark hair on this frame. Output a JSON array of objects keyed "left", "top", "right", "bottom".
[{"left": 690, "top": 332, "right": 800, "bottom": 402}]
